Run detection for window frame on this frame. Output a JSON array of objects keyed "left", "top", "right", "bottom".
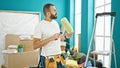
[{"left": 94, "top": 0, "right": 111, "bottom": 67}]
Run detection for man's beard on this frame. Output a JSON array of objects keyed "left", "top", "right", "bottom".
[{"left": 50, "top": 13, "right": 57, "bottom": 19}]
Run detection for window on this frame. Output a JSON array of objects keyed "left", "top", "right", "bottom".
[
  {"left": 95, "top": 0, "right": 111, "bottom": 67},
  {"left": 75, "top": 0, "right": 81, "bottom": 50}
]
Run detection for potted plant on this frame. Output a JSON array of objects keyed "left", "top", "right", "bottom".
[{"left": 18, "top": 43, "right": 24, "bottom": 52}]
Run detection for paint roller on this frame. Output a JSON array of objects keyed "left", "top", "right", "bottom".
[{"left": 61, "top": 17, "right": 74, "bottom": 34}]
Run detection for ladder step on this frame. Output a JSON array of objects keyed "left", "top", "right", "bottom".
[{"left": 91, "top": 51, "right": 110, "bottom": 56}]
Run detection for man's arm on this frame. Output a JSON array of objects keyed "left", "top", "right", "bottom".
[{"left": 33, "top": 33, "right": 60, "bottom": 49}]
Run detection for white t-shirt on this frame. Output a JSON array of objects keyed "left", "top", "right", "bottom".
[{"left": 34, "top": 20, "right": 61, "bottom": 56}]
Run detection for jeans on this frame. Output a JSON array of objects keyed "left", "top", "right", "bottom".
[{"left": 39, "top": 56, "right": 66, "bottom": 68}]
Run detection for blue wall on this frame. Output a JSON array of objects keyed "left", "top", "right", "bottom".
[
  {"left": 112, "top": 0, "right": 120, "bottom": 68},
  {"left": 81, "top": 0, "right": 94, "bottom": 54},
  {"left": 81, "top": 0, "right": 88, "bottom": 53},
  {"left": 0, "top": 0, "right": 68, "bottom": 26}
]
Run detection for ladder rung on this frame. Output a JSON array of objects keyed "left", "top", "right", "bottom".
[{"left": 91, "top": 51, "right": 110, "bottom": 56}]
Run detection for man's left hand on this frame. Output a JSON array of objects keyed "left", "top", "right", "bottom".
[{"left": 65, "top": 33, "right": 72, "bottom": 39}]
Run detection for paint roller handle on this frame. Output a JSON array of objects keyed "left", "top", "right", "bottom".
[
  {"left": 54, "top": 32, "right": 63, "bottom": 40},
  {"left": 59, "top": 32, "right": 67, "bottom": 41},
  {"left": 53, "top": 32, "right": 72, "bottom": 40},
  {"left": 60, "top": 32, "right": 63, "bottom": 35}
]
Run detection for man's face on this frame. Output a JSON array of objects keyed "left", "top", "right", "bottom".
[{"left": 49, "top": 6, "right": 57, "bottom": 19}]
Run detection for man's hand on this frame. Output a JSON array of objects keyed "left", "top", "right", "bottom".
[
  {"left": 60, "top": 33, "right": 72, "bottom": 41},
  {"left": 51, "top": 33, "right": 60, "bottom": 40},
  {"left": 65, "top": 33, "right": 72, "bottom": 39}
]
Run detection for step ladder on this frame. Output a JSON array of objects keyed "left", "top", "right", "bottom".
[{"left": 84, "top": 12, "right": 117, "bottom": 68}]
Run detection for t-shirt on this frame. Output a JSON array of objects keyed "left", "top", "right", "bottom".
[{"left": 34, "top": 20, "right": 61, "bottom": 56}]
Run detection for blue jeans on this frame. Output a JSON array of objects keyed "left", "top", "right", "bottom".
[{"left": 39, "top": 56, "right": 66, "bottom": 68}]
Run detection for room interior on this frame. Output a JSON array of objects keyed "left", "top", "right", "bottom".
[{"left": 0, "top": 0, "right": 120, "bottom": 68}]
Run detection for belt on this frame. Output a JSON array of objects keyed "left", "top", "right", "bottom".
[
  {"left": 46, "top": 54, "right": 61, "bottom": 58},
  {"left": 45, "top": 54, "right": 66, "bottom": 68},
  {"left": 46, "top": 54, "right": 62, "bottom": 62}
]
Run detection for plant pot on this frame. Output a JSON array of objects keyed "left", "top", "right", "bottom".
[{"left": 18, "top": 48, "right": 24, "bottom": 52}]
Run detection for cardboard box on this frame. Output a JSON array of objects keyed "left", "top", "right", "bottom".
[
  {"left": 5, "top": 34, "right": 33, "bottom": 51},
  {"left": 4, "top": 34, "right": 39, "bottom": 68},
  {"left": 4, "top": 50, "right": 39, "bottom": 68},
  {"left": 19, "top": 40, "right": 33, "bottom": 51}
]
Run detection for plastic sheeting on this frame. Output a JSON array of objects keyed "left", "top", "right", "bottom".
[{"left": 0, "top": 11, "right": 40, "bottom": 64}]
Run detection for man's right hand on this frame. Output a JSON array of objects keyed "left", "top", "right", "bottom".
[{"left": 51, "top": 33, "right": 60, "bottom": 40}]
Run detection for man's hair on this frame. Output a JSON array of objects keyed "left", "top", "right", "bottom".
[{"left": 43, "top": 3, "right": 54, "bottom": 16}]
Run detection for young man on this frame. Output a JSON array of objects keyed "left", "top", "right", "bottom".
[{"left": 33, "top": 3, "right": 72, "bottom": 68}]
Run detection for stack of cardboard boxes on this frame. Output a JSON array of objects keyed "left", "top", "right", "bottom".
[
  {"left": 4, "top": 34, "right": 66, "bottom": 68},
  {"left": 4, "top": 34, "right": 39, "bottom": 68}
]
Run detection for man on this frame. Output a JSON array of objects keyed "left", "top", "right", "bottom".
[{"left": 33, "top": 3, "right": 72, "bottom": 68}]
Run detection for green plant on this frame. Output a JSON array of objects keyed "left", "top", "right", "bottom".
[{"left": 18, "top": 43, "right": 24, "bottom": 48}]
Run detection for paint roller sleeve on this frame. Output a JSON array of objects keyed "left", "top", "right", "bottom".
[{"left": 61, "top": 17, "right": 74, "bottom": 34}]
